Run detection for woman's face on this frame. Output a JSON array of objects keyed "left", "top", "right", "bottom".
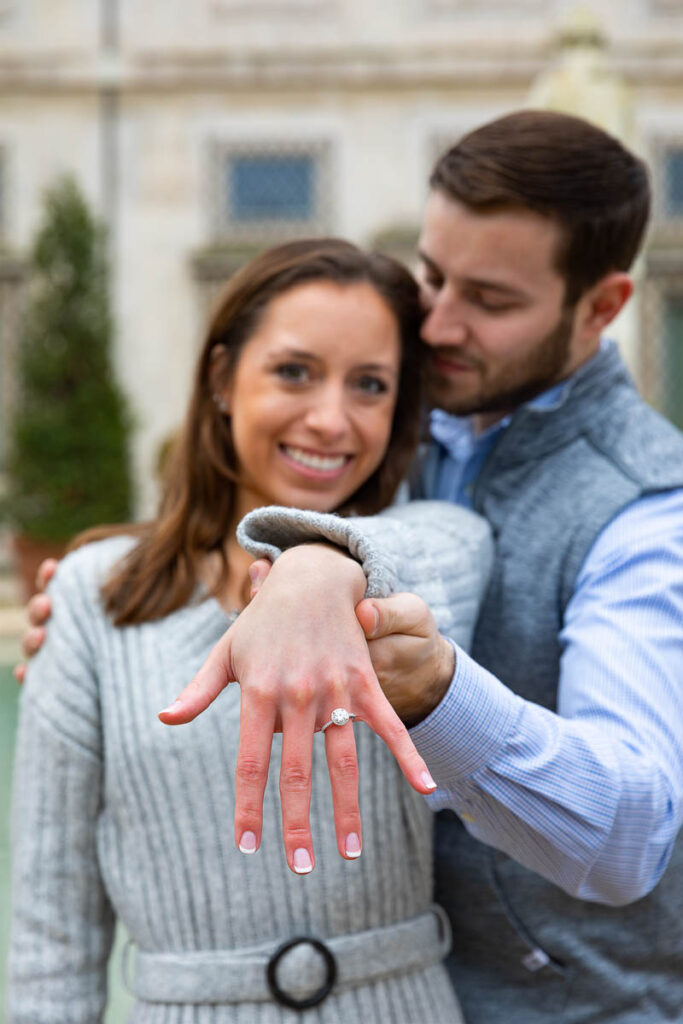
[{"left": 216, "top": 280, "right": 401, "bottom": 518}]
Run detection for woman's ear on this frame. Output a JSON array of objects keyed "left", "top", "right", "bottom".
[{"left": 209, "top": 345, "right": 232, "bottom": 415}]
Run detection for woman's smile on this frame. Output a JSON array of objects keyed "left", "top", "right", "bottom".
[{"left": 279, "top": 443, "right": 353, "bottom": 477}]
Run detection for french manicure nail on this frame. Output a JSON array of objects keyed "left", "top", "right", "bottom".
[
  {"left": 421, "top": 770, "right": 437, "bottom": 790},
  {"left": 293, "top": 848, "right": 313, "bottom": 874},
  {"left": 345, "top": 832, "right": 361, "bottom": 858},
  {"left": 239, "top": 831, "right": 258, "bottom": 854},
  {"left": 159, "top": 699, "right": 182, "bottom": 716}
]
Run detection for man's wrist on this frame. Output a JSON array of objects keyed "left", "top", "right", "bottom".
[{"left": 403, "top": 637, "right": 455, "bottom": 728}]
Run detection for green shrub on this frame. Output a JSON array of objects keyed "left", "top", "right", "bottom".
[{"left": 3, "top": 176, "right": 133, "bottom": 542}]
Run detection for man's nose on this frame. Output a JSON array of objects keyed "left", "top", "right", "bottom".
[{"left": 421, "top": 296, "right": 469, "bottom": 349}]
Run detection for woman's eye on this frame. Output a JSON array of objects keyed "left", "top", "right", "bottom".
[
  {"left": 356, "top": 375, "right": 388, "bottom": 396},
  {"left": 275, "top": 363, "right": 310, "bottom": 383}
]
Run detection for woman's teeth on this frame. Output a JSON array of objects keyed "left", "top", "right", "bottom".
[{"left": 283, "top": 446, "right": 348, "bottom": 471}]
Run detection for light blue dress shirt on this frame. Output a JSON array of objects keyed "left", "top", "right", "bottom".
[{"left": 411, "top": 362, "right": 683, "bottom": 906}]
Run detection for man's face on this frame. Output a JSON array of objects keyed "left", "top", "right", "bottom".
[{"left": 417, "top": 192, "right": 594, "bottom": 427}]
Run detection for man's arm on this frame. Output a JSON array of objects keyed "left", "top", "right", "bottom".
[{"left": 409, "top": 490, "right": 683, "bottom": 904}]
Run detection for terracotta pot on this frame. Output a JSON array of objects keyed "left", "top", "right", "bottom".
[{"left": 11, "top": 534, "right": 67, "bottom": 601}]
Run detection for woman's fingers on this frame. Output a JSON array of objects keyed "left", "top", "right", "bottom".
[
  {"left": 233, "top": 692, "right": 277, "bottom": 857},
  {"left": 158, "top": 629, "right": 235, "bottom": 724},
  {"left": 279, "top": 706, "right": 317, "bottom": 875},
  {"left": 360, "top": 688, "right": 438, "bottom": 796},
  {"left": 323, "top": 719, "right": 362, "bottom": 860}
]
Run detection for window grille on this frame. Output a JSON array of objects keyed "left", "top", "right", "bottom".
[{"left": 208, "top": 139, "right": 333, "bottom": 245}]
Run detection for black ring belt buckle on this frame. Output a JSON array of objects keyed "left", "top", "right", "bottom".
[{"left": 266, "top": 935, "right": 338, "bottom": 1010}]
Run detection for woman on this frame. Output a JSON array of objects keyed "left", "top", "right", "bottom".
[{"left": 9, "top": 239, "right": 491, "bottom": 1022}]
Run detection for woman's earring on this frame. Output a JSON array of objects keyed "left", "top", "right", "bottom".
[{"left": 213, "top": 393, "right": 229, "bottom": 415}]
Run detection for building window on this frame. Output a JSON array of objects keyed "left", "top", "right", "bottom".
[
  {"left": 663, "top": 147, "right": 683, "bottom": 218},
  {"left": 661, "top": 294, "right": 683, "bottom": 429},
  {"left": 209, "top": 140, "right": 333, "bottom": 244},
  {"left": 229, "top": 153, "right": 314, "bottom": 222}
]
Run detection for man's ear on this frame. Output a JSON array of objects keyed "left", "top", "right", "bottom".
[
  {"left": 209, "top": 345, "right": 232, "bottom": 412},
  {"left": 577, "top": 272, "right": 633, "bottom": 339}
]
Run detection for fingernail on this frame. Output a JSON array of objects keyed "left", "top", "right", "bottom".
[
  {"left": 248, "top": 564, "right": 258, "bottom": 584},
  {"left": 367, "top": 603, "right": 379, "bottom": 637},
  {"left": 239, "top": 831, "right": 258, "bottom": 854},
  {"left": 421, "top": 770, "right": 437, "bottom": 791},
  {"left": 159, "top": 699, "right": 182, "bottom": 716},
  {"left": 345, "top": 832, "right": 361, "bottom": 858},
  {"left": 293, "top": 848, "right": 313, "bottom": 874}
]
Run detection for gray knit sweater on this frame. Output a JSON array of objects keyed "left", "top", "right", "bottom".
[{"left": 9, "top": 501, "right": 492, "bottom": 1024}]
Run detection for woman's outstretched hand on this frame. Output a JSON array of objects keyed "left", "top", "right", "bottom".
[{"left": 158, "top": 544, "right": 437, "bottom": 874}]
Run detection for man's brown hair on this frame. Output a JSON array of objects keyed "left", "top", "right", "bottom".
[{"left": 430, "top": 110, "right": 651, "bottom": 305}]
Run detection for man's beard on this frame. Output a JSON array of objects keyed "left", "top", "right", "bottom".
[{"left": 427, "top": 306, "right": 576, "bottom": 418}]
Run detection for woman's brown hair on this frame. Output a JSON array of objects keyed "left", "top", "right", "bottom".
[{"left": 73, "top": 238, "right": 425, "bottom": 625}]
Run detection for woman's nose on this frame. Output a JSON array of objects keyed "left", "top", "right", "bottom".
[{"left": 304, "top": 387, "right": 350, "bottom": 438}]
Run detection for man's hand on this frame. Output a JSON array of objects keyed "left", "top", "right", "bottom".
[
  {"left": 356, "top": 593, "right": 455, "bottom": 727},
  {"left": 13, "top": 559, "right": 58, "bottom": 683},
  {"left": 159, "top": 545, "right": 438, "bottom": 874}
]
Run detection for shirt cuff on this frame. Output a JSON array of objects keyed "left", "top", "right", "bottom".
[{"left": 410, "top": 641, "right": 523, "bottom": 784}]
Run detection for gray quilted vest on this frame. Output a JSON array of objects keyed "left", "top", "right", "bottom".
[{"left": 424, "top": 344, "right": 683, "bottom": 1023}]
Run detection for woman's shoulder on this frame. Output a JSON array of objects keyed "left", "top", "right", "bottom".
[{"left": 49, "top": 534, "right": 138, "bottom": 608}]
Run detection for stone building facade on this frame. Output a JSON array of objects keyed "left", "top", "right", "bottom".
[{"left": 1, "top": 0, "right": 683, "bottom": 513}]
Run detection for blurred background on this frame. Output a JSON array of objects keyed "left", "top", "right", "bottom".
[{"left": 2, "top": 0, "right": 683, "bottom": 1019}]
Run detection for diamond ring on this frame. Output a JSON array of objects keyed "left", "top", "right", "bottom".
[{"left": 321, "top": 707, "right": 357, "bottom": 733}]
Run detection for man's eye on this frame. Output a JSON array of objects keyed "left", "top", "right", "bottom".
[
  {"left": 356, "top": 375, "right": 388, "bottom": 396},
  {"left": 275, "top": 363, "right": 309, "bottom": 383},
  {"left": 470, "top": 294, "right": 515, "bottom": 313},
  {"left": 422, "top": 273, "right": 443, "bottom": 291}
]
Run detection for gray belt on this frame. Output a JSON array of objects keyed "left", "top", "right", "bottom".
[{"left": 123, "top": 904, "right": 451, "bottom": 1011}]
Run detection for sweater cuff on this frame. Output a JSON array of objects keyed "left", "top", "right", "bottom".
[
  {"left": 237, "top": 506, "right": 402, "bottom": 598},
  {"left": 410, "top": 642, "right": 523, "bottom": 784}
]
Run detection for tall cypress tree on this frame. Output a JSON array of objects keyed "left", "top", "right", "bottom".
[{"left": 5, "top": 176, "right": 133, "bottom": 542}]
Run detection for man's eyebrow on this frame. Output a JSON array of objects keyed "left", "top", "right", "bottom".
[
  {"left": 418, "top": 251, "right": 529, "bottom": 301},
  {"left": 465, "top": 277, "right": 529, "bottom": 300},
  {"left": 418, "top": 250, "right": 443, "bottom": 277}
]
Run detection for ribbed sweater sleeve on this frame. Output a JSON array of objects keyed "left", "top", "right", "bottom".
[
  {"left": 238, "top": 500, "right": 493, "bottom": 648},
  {"left": 8, "top": 553, "right": 115, "bottom": 1024}
]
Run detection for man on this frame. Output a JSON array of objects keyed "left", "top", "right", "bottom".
[{"left": 21, "top": 111, "right": 683, "bottom": 1022}]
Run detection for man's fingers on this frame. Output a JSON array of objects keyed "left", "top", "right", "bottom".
[
  {"left": 356, "top": 593, "right": 430, "bottom": 641},
  {"left": 323, "top": 721, "right": 362, "bottom": 860},
  {"left": 361, "top": 693, "right": 438, "bottom": 796},
  {"left": 233, "top": 695, "right": 277, "bottom": 857},
  {"left": 158, "top": 631, "right": 235, "bottom": 724},
  {"left": 248, "top": 559, "right": 272, "bottom": 600},
  {"left": 27, "top": 594, "right": 51, "bottom": 628},
  {"left": 21, "top": 626, "right": 46, "bottom": 659},
  {"left": 35, "top": 558, "right": 58, "bottom": 592},
  {"left": 279, "top": 707, "right": 317, "bottom": 875},
  {"left": 13, "top": 664, "right": 26, "bottom": 685}
]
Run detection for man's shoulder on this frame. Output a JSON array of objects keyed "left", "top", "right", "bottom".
[{"left": 587, "top": 388, "right": 683, "bottom": 490}]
